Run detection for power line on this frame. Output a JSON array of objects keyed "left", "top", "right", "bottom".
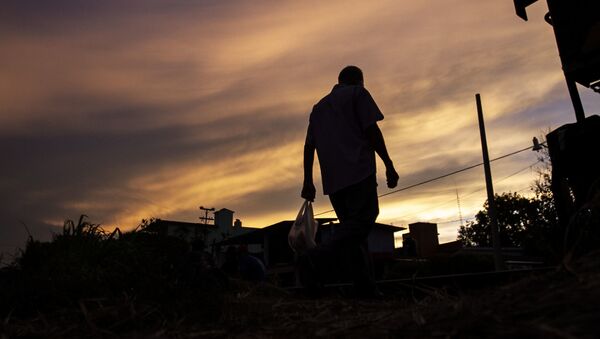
[
  {"left": 314, "top": 143, "right": 540, "bottom": 217},
  {"left": 379, "top": 144, "right": 537, "bottom": 198},
  {"left": 435, "top": 184, "right": 536, "bottom": 225},
  {"left": 497, "top": 160, "right": 540, "bottom": 184},
  {"left": 438, "top": 217, "right": 475, "bottom": 225},
  {"left": 392, "top": 160, "right": 540, "bottom": 222}
]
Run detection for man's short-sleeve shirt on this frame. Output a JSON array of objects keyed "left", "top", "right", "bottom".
[{"left": 305, "top": 84, "right": 384, "bottom": 195}]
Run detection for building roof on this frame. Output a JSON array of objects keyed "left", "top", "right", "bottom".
[
  {"left": 371, "top": 222, "right": 406, "bottom": 232},
  {"left": 220, "top": 218, "right": 405, "bottom": 245},
  {"left": 144, "top": 219, "right": 217, "bottom": 232},
  {"left": 219, "top": 218, "right": 331, "bottom": 245}
]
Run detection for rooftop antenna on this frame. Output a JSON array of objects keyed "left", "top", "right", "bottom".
[
  {"left": 199, "top": 206, "right": 215, "bottom": 225},
  {"left": 455, "top": 188, "right": 465, "bottom": 228}
]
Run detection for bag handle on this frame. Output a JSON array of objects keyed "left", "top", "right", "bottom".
[{"left": 293, "top": 200, "right": 309, "bottom": 227}]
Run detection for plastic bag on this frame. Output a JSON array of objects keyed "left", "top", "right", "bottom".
[{"left": 288, "top": 200, "right": 318, "bottom": 252}]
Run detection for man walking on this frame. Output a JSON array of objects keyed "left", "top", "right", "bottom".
[{"left": 301, "top": 65, "right": 399, "bottom": 296}]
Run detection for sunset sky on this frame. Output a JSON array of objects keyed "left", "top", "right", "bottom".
[{"left": 1, "top": 0, "right": 599, "bottom": 255}]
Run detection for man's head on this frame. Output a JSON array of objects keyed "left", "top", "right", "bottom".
[{"left": 338, "top": 65, "right": 364, "bottom": 86}]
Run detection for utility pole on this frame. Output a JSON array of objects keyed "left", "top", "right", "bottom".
[
  {"left": 199, "top": 206, "right": 215, "bottom": 225},
  {"left": 476, "top": 94, "right": 505, "bottom": 271}
]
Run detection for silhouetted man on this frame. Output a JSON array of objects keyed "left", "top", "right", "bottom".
[{"left": 301, "top": 65, "right": 399, "bottom": 296}]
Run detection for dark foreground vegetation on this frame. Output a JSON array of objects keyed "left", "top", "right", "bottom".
[{"left": 1, "top": 216, "right": 600, "bottom": 338}]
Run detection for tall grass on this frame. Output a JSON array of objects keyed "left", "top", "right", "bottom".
[{"left": 1, "top": 215, "right": 228, "bottom": 330}]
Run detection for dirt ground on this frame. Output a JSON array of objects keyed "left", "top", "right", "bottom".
[
  {"left": 206, "top": 252, "right": 600, "bottom": 339},
  {"left": 3, "top": 251, "right": 600, "bottom": 338}
]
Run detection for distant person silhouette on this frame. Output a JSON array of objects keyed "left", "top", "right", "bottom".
[{"left": 300, "top": 65, "right": 399, "bottom": 296}]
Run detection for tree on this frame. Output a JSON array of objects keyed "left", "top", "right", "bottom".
[
  {"left": 458, "top": 192, "right": 544, "bottom": 248},
  {"left": 531, "top": 142, "right": 559, "bottom": 232},
  {"left": 458, "top": 145, "right": 559, "bottom": 254}
]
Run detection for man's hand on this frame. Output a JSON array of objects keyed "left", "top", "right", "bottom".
[
  {"left": 386, "top": 166, "right": 399, "bottom": 189},
  {"left": 301, "top": 181, "right": 316, "bottom": 202}
]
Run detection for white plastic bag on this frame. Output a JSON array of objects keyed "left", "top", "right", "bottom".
[{"left": 288, "top": 200, "right": 318, "bottom": 252}]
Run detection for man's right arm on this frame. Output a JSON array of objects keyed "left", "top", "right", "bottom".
[
  {"left": 302, "top": 123, "right": 316, "bottom": 201},
  {"left": 302, "top": 143, "right": 316, "bottom": 201}
]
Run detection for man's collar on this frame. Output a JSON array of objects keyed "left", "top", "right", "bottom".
[
  {"left": 331, "top": 83, "right": 346, "bottom": 92},
  {"left": 332, "top": 83, "right": 364, "bottom": 92}
]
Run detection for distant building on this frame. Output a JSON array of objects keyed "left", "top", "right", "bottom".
[
  {"left": 221, "top": 219, "right": 405, "bottom": 285},
  {"left": 405, "top": 222, "right": 440, "bottom": 257},
  {"left": 143, "top": 208, "right": 258, "bottom": 253},
  {"left": 143, "top": 219, "right": 215, "bottom": 244},
  {"left": 206, "top": 208, "right": 256, "bottom": 246},
  {"left": 145, "top": 209, "right": 407, "bottom": 285},
  {"left": 399, "top": 222, "right": 464, "bottom": 257}
]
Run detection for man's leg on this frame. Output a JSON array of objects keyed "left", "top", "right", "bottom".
[
  {"left": 328, "top": 174, "right": 379, "bottom": 293},
  {"left": 299, "top": 175, "right": 378, "bottom": 293}
]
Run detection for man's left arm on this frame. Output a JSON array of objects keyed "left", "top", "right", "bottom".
[{"left": 365, "top": 123, "right": 399, "bottom": 188}]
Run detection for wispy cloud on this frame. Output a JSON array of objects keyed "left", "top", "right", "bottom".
[{"left": 1, "top": 0, "right": 595, "bottom": 249}]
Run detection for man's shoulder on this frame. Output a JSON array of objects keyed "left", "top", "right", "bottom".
[
  {"left": 332, "top": 85, "right": 374, "bottom": 103},
  {"left": 353, "top": 85, "right": 372, "bottom": 97},
  {"left": 311, "top": 85, "right": 372, "bottom": 114},
  {"left": 311, "top": 93, "right": 331, "bottom": 113}
]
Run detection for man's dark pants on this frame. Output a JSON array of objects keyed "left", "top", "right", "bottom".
[{"left": 300, "top": 174, "right": 379, "bottom": 293}]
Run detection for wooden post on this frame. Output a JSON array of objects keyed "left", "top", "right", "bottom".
[
  {"left": 565, "top": 76, "right": 586, "bottom": 123},
  {"left": 476, "top": 94, "right": 505, "bottom": 271}
]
